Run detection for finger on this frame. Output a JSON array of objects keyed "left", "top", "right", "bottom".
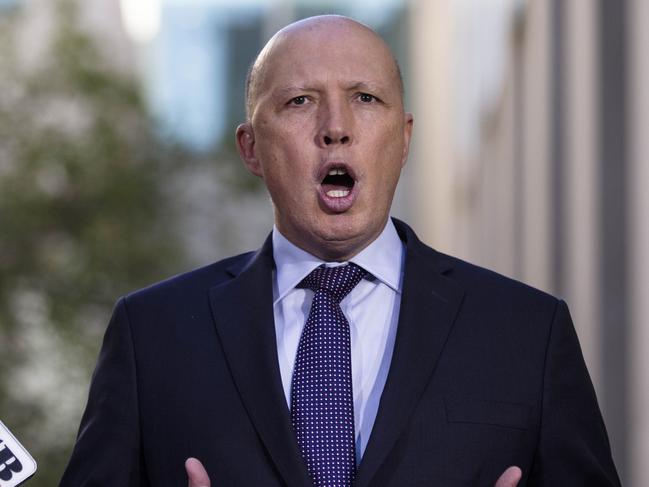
[
  {"left": 494, "top": 466, "right": 522, "bottom": 487},
  {"left": 185, "top": 457, "right": 211, "bottom": 487}
]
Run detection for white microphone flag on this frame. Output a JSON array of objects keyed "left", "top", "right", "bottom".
[{"left": 0, "top": 420, "right": 37, "bottom": 487}]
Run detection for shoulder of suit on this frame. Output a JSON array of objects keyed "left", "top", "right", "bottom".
[
  {"left": 123, "top": 250, "right": 257, "bottom": 303},
  {"left": 430, "top": 249, "right": 561, "bottom": 306},
  {"left": 393, "top": 217, "right": 561, "bottom": 306}
]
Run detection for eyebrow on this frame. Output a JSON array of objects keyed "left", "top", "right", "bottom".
[
  {"left": 271, "top": 86, "right": 312, "bottom": 100},
  {"left": 272, "top": 81, "right": 386, "bottom": 99},
  {"left": 346, "top": 81, "right": 385, "bottom": 93}
]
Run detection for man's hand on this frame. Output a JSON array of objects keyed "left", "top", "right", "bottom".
[
  {"left": 495, "top": 466, "right": 522, "bottom": 487},
  {"left": 185, "top": 457, "right": 211, "bottom": 487}
]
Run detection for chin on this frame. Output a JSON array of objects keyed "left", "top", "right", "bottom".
[
  {"left": 317, "top": 214, "right": 363, "bottom": 239},
  {"left": 311, "top": 217, "right": 381, "bottom": 259}
]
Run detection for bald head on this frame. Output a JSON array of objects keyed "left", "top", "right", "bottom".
[{"left": 244, "top": 15, "right": 404, "bottom": 120}]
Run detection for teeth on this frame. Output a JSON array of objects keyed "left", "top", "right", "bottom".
[
  {"left": 328, "top": 168, "right": 347, "bottom": 176},
  {"left": 326, "top": 189, "right": 350, "bottom": 198}
]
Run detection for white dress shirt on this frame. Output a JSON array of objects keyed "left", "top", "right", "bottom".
[{"left": 272, "top": 219, "right": 405, "bottom": 462}]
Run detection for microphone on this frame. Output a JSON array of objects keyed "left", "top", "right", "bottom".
[{"left": 0, "top": 420, "right": 37, "bottom": 486}]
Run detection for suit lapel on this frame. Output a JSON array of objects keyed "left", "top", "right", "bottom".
[
  {"left": 208, "top": 235, "right": 312, "bottom": 487},
  {"left": 354, "top": 220, "right": 465, "bottom": 487},
  {"left": 208, "top": 221, "right": 464, "bottom": 487}
]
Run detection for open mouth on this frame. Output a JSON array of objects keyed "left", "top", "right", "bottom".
[{"left": 321, "top": 167, "right": 355, "bottom": 198}]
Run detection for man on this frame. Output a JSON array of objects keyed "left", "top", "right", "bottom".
[{"left": 60, "top": 15, "right": 620, "bottom": 487}]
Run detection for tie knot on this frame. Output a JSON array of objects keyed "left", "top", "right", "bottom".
[{"left": 297, "top": 263, "right": 367, "bottom": 303}]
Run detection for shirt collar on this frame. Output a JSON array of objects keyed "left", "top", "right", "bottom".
[{"left": 272, "top": 219, "right": 405, "bottom": 304}]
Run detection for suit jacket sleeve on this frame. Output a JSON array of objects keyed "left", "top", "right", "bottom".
[
  {"left": 59, "top": 297, "right": 149, "bottom": 486},
  {"left": 528, "top": 300, "right": 620, "bottom": 486}
]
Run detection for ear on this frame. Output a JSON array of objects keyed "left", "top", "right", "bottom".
[
  {"left": 236, "top": 122, "right": 262, "bottom": 177},
  {"left": 401, "top": 112, "right": 414, "bottom": 167}
]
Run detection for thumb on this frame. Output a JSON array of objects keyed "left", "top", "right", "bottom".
[
  {"left": 186, "top": 457, "right": 211, "bottom": 487},
  {"left": 494, "top": 466, "right": 522, "bottom": 487}
]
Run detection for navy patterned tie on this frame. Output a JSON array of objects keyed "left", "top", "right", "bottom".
[{"left": 291, "top": 263, "right": 367, "bottom": 487}]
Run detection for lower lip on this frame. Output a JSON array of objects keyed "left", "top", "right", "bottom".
[{"left": 317, "top": 184, "right": 358, "bottom": 213}]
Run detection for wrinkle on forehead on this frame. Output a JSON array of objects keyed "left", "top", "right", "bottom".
[{"left": 245, "top": 15, "right": 403, "bottom": 119}]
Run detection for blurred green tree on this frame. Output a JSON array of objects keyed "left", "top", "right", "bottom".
[{"left": 0, "top": 0, "right": 190, "bottom": 484}]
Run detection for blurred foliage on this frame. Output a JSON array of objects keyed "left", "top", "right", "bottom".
[{"left": 0, "top": 0, "right": 194, "bottom": 485}]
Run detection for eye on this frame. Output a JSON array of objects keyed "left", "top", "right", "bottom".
[
  {"left": 289, "top": 96, "right": 307, "bottom": 105},
  {"left": 358, "top": 93, "right": 376, "bottom": 103}
]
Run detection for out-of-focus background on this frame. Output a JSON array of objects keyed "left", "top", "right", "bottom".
[{"left": 0, "top": 0, "right": 646, "bottom": 485}]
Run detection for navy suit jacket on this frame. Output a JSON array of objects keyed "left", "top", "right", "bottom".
[{"left": 60, "top": 219, "right": 620, "bottom": 486}]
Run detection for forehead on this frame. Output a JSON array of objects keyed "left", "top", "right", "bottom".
[{"left": 258, "top": 21, "right": 400, "bottom": 94}]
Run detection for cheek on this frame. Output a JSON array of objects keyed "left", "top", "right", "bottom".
[
  {"left": 364, "top": 150, "right": 405, "bottom": 200},
  {"left": 255, "top": 144, "right": 315, "bottom": 206},
  {"left": 256, "top": 119, "right": 313, "bottom": 162},
  {"left": 366, "top": 126, "right": 406, "bottom": 170}
]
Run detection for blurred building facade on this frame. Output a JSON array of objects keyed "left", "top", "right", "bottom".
[{"left": 407, "top": 1, "right": 649, "bottom": 485}]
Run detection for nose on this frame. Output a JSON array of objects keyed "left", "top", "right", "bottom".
[{"left": 316, "top": 97, "right": 353, "bottom": 147}]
